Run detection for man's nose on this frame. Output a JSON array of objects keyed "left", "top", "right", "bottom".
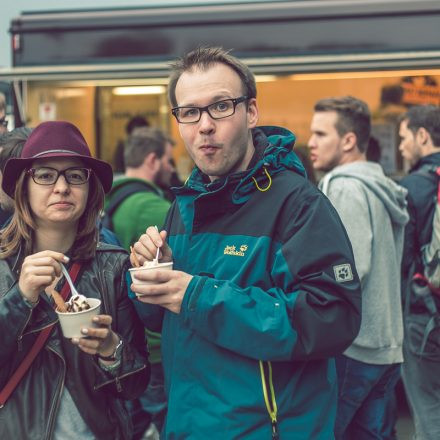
[{"left": 198, "top": 110, "right": 216, "bottom": 133}]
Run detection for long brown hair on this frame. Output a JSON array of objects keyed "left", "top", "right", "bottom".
[{"left": 0, "top": 169, "right": 104, "bottom": 261}]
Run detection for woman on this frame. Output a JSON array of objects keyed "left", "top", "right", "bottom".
[{"left": 0, "top": 121, "right": 149, "bottom": 439}]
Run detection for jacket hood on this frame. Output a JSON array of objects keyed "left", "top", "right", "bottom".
[
  {"left": 178, "top": 126, "right": 305, "bottom": 203},
  {"left": 321, "top": 161, "right": 409, "bottom": 226},
  {"left": 411, "top": 151, "right": 440, "bottom": 173}
]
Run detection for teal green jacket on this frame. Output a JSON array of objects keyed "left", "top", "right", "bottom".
[{"left": 132, "top": 127, "right": 361, "bottom": 439}]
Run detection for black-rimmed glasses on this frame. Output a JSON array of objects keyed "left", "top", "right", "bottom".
[
  {"left": 171, "top": 96, "right": 248, "bottom": 124},
  {"left": 27, "top": 167, "right": 92, "bottom": 185},
  {"left": 0, "top": 116, "right": 8, "bottom": 128}
]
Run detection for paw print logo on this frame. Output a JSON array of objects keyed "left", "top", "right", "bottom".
[
  {"left": 240, "top": 245, "right": 248, "bottom": 252},
  {"left": 333, "top": 264, "right": 354, "bottom": 283}
]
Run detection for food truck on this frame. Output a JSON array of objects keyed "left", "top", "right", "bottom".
[{"left": 1, "top": 0, "right": 440, "bottom": 176}]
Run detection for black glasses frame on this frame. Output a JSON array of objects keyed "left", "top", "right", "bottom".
[
  {"left": 26, "top": 167, "right": 92, "bottom": 185},
  {"left": 0, "top": 116, "right": 8, "bottom": 128},
  {"left": 171, "top": 96, "right": 248, "bottom": 124}
]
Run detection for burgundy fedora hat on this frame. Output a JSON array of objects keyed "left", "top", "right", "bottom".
[{"left": 2, "top": 120, "right": 113, "bottom": 198}]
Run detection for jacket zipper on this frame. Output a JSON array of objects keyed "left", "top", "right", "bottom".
[
  {"left": 17, "top": 310, "right": 35, "bottom": 352},
  {"left": 45, "top": 345, "right": 66, "bottom": 440},
  {"left": 94, "top": 364, "right": 147, "bottom": 391}
]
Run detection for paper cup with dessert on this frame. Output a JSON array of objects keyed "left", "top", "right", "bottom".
[
  {"left": 129, "top": 246, "right": 173, "bottom": 295},
  {"left": 53, "top": 290, "right": 101, "bottom": 338}
]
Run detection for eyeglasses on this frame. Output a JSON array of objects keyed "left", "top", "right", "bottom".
[
  {"left": 171, "top": 96, "right": 248, "bottom": 124},
  {"left": 0, "top": 117, "right": 8, "bottom": 128},
  {"left": 27, "top": 167, "right": 92, "bottom": 185}
]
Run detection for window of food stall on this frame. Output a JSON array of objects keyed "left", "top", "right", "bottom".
[{"left": 23, "top": 68, "right": 440, "bottom": 180}]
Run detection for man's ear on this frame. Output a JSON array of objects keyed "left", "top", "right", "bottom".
[
  {"left": 341, "top": 132, "right": 357, "bottom": 152},
  {"left": 247, "top": 98, "right": 259, "bottom": 129},
  {"left": 143, "top": 152, "right": 159, "bottom": 170},
  {"left": 416, "top": 127, "right": 432, "bottom": 147}
]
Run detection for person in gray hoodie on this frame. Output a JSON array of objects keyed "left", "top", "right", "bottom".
[{"left": 308, "top": 96, "right": 409, "bottom": 440}]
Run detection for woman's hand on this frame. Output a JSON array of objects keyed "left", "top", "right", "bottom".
[
  {"left": 71, "top": 314, "right": 120, "bottom": 358},
  {"left": 18, "top": 250, "right": 69, "bottom": 304}
]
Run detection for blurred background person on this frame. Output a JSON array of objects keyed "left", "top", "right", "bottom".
[
  {"left": 294, "top": 145, "right": 317, "bottom": 185},
  {"left": 398, "top": 104, "right": 440, "bottom": 440},
  {"left": 366, "top": 135, "right": 382, "bottom": 163},
  {"left": 112, "top": 115, "right": 150, "bottom": 178},
  {"left": 308, "top": 96, "right": 408, "bottom": 440},
  {"left": 0, "top": 127, "right": 32, "bottom": 226},
  {"left": 0, "top": 92, "right": 8, "bottom": 135},
  {"left": 105, "top": 126, "right": 174, "bottom": 440}
]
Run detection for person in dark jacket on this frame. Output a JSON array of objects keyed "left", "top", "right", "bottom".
[
  {"left": 0, "top": 127, "right": 32, "bottom": 226},
  {"left": 0, "top": 120, "right": 149, "bottom": 439},
  {"left": 129, "top": 47, "right": 362, "bottom": 439},
  {"left": 398, "top": 104, "right": 440, "bottom": 440}
]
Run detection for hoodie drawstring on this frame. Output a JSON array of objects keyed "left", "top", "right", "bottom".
[
  {"left": 252, "top": 167, "right": 272, "bottom": 192},
  {"left": 259, "top": 360, "right": 279, "bottom": 439}
]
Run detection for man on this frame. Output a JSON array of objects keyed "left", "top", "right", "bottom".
[
  {"left": 0, "top": 92, "right": 7, "bottom": 135},
  {"left": 308, "top": 96, "right": 409, "bottom": 439},
  {"left": 105, "top": 126, "right": 175, "bottom": 250},
  {"left": 129, "top": 47, "right": 362, "bottom": 439},
  {"left": 112, "top": 115, "right": 150, "bottom": 177},
  {"left": 398, "top": 104, "right": 440, "bottom": 440},
  {"left": 105, "top": 126, "right": 174, "bottom": 439}
]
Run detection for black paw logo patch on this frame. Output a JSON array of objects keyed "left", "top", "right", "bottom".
[{"left": 333, "top": 264, "right": 354, "bottom": 283}]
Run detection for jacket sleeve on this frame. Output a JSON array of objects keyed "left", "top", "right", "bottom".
[
  {"left": 401, "top": 191, "right": 417, "bottom": 280},
  {"left": 0, "top": 282, "right": 33, "bottom": 377},
  {"left": 94, "top": 259, "right": 150, "bottom": 400},
  {"left": 325, "top": 177, "right": 373, "bottom": 282},
  {"left": 179, "top": 191, "right": 362, "bottom": 361}
]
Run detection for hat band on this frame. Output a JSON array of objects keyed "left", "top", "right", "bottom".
[{"left": 32, "top": 149, "right": 85, "bottom": 158}]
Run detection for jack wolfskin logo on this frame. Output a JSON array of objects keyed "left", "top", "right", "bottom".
[
  {"left": 333, "top": 264, "right": 354, "bottom": 283},
  {"left": 224, "top": 245, "right": 247, "bottom": 257}
]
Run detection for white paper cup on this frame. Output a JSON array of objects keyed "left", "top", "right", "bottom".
[
  {"left": 129, "top": 262, "right": 174, "bottom": 295},
  {"left": 56, "top": 298, "right": 101, "bottom": 339}
]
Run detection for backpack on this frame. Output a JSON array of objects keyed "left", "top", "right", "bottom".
[
  {"left": 404, "top": 165, "right": 440, "bottom": 360},
  {"left": 414, "top": 165, "right": 440, "bottom": 292},
  {"left": 101, "top": 181, "right": 154, "bottom": 232}
]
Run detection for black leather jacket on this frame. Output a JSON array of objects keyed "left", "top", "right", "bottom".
[{"left": 0, "top": 243, "right": 150, "bottom": 440}]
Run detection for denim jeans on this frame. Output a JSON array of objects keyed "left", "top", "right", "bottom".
[
  {"left": 335, "top": 355, "right": 401, "bottom": 440},
  {"left": 138, "top": 362, "right": 167, "bottom": 431},
  {"left": 127, "top": 363, "right": 167, "bottom": 440},
  {"left": 401, "top": 341, "right": 440, "bottom": 440}
]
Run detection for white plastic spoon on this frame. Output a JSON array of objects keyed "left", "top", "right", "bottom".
[{"left": 60, "top": 263, "right": 81, "bottom": 297}]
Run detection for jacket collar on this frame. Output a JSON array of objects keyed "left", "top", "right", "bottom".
[
  {"left": 410, "top": 152, "right": 440, "bottom": 173},
  {"left": 176, "top": 126, "right": 305, "bottom": 202}
]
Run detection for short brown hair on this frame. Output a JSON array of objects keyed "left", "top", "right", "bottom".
[
  {"left": 403, "top": 105, "right": 440, "bottom": 146},
  {"left": 124, "top": 127, "right": 173, "bottom": 168},
  {"left": 314, "top": 96, "right": 371, "bottom": 153},
  {"left": 168, "top": 46, "right": 257, "bottom": 107},
  {"left": 0, "top": 169, "right": 104, "bottom": 262}
]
